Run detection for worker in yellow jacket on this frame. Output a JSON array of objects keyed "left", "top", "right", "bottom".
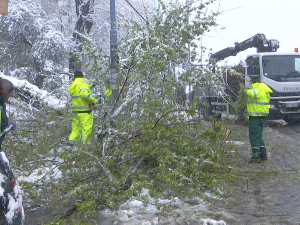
[
  {"left": 68, "top": 71, "right": 98, "bottom": 144},
  {"left": 245, "top": 75, "right": 273, "bottom": 163}
]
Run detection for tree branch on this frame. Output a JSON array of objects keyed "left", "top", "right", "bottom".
[
  {"left": 111, "top": 59, "right": 135, "bottom": 113},
  {"left": 152, "top": 109, "right": 187, "bottom": 129},
  {"left": 123, "top": 157, "right": 144, "bottom": 186},
  {"left": 82, "top": 151, "right": 114, "bottom": 182}
]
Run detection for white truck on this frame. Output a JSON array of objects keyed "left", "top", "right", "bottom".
[{"left": 206, "top": 33, "right": 300, "bottom": 123}]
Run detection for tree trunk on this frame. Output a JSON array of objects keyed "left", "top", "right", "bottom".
[{"left": 69, "top": 0, "right": 94, "bottom": 72}]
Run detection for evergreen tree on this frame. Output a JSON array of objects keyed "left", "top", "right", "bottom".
[{"left": 0, "top": 0, "right": 70, "bottom": 88}]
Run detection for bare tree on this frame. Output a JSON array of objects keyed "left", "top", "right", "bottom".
[{"left": 69, "top": 0, "right": 95, "bottom": 72}]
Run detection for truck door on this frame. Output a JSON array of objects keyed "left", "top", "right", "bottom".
[{"left": 245, "top": 56, "right": 260, "bottom": 88}]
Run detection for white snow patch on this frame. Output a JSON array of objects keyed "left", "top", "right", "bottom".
[
  {"left": 125, "top": 199, "right": 144, "bottom": 209},
  {"left": 18, "top": 166, "right": 62, "bottom": 183},
  {"left": 200, "top": 218, "right": 226, "bottom": 225},
  {"left": 226, "top": 140, "right": 245, "bottom": 146},
  {"left": 120, "top": 214, "right": 130, "bottom": 222},
  {"left": 0, "top": 152, "right": 9, "bottom": 165},
  {"left": 0, "top": 73, "right": 67, "bottom": 109},
  {"left": 115, "top": 189, "right": 227, "bottom": 224},
  {"left": 0, "top": 173, "right": 5, "bottom": 196}
]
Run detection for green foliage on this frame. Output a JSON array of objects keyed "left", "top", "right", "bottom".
[
  {"left": 5, "top": 0, "right": 239, "bottom": 223},
  {"left": 230, "top": 83, "right": 248, "bottom": 123}
]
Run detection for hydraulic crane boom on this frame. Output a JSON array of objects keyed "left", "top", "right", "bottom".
[
  {"left": 203, "top": 33, "right": 300, "bottom": 123},
  {"left": 209, "top": 33, "right": 280, "bottom": 62}
]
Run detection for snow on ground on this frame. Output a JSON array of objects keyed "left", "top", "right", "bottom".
[
  {"left": 97, "top": 189, "right": 227, "bottom": 225},
  {"left": 226, "top": 140, "right": 245, "bottom": 146},
  {"left": 17, "top": 166, "right": 62, "bottom": 183}
]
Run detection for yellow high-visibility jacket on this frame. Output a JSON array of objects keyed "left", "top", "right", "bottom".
[
  {"left": 68, "top": 78, "right": 98, "bottom": 112},
  {"left": 245, "top": 82, "right": 273, "bottom": 117}
]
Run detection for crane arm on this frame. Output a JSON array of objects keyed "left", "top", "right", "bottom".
[{"left": 209, "top": 33, "right": 280, "bottom": 62}]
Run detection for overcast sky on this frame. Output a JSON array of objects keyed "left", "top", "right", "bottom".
[{"left": 202, "top": 0, "right": 300, "bottom": 65}]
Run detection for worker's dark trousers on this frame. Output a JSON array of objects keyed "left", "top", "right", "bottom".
[{"left": 249, "top": 116, "right": 266, "bottom": 159}]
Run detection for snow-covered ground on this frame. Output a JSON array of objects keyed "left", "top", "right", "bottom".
[{"left": 97, "top": 189, "right": 227, "bottom": 225}]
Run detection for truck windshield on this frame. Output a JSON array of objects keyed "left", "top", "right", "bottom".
[{"left": 262, "top": 55, "right": 300, "bottom": 81}]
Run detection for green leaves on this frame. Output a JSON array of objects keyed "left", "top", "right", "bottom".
[
  {"left": 76, "top": 200, "right": 96, "bottom": 218},
  {"left": 5, "top": 0, "right": 240, "bottom": 223}
]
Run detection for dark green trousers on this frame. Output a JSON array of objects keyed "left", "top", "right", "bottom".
[{"left": 249, "top": 116, "right": 266, "bottom": 159}]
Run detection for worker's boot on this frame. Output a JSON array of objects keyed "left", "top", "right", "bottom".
[
  {"left": 260, "top": 147, "right": 268, "bottom": 161},
  {"left": 248, "top": 148, "right": 261, "bottom": 163}
]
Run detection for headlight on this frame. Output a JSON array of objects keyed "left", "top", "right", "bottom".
[{"left": 269, "top": 104, "right": 276, "bottom": 109}]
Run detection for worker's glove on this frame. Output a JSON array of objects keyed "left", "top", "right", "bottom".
[
  {"left": 89, "top": 103, "right": 95, "bottom": 107},
  {"left": 6, "top": 122, "right": 16, "bottom": 131},
  {"left": 105, "top": 88, "right": 112, "bottom": 97}
]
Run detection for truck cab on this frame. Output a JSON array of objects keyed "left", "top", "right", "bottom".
[{"left": 246, "top": 52, "right": 300, "bottom": 121}]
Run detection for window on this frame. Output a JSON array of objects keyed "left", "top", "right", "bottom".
[
  {"left": 246, "top": 56, "right": 260, "bottom": 76},
  {"left": 263, "top": 56, "right": 300, "bottom": 76},
  {"left": 262, "top": 55, "right": 300, "bottom": 82},
  {"left": 295, "top": 58, "right": 300, "bottom": 72}
]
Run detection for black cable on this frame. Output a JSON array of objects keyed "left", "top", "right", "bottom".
[{"left": 124, "top": 0, "right": 148, "bottom": 23}]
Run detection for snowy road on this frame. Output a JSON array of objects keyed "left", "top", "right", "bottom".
[{"left": 207, "top": 122, "right": 300, "bottom": 224}]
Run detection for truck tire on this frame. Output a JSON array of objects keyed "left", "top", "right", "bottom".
[{"left": 285, "top": 118, "right": 300, "bottom": 124}]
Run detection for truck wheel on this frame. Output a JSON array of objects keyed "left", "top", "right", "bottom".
[{"left": 285, "top": 118, "right": 300, "bottom": 124}]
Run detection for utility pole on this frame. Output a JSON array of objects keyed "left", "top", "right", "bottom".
[
  {"left": 186, "top": 0, "right": 192, "bottom": 106},
  {"left": 109, "top": 0, "right": 119, "bottom": 101}
]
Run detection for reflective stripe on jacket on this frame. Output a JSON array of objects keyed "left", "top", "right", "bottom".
[
  {"left": 68, "top": 78, "right": 98, "bottom": 112},
  {"left": 245, "top": 82, "right": 273, "bottom": 117}
]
